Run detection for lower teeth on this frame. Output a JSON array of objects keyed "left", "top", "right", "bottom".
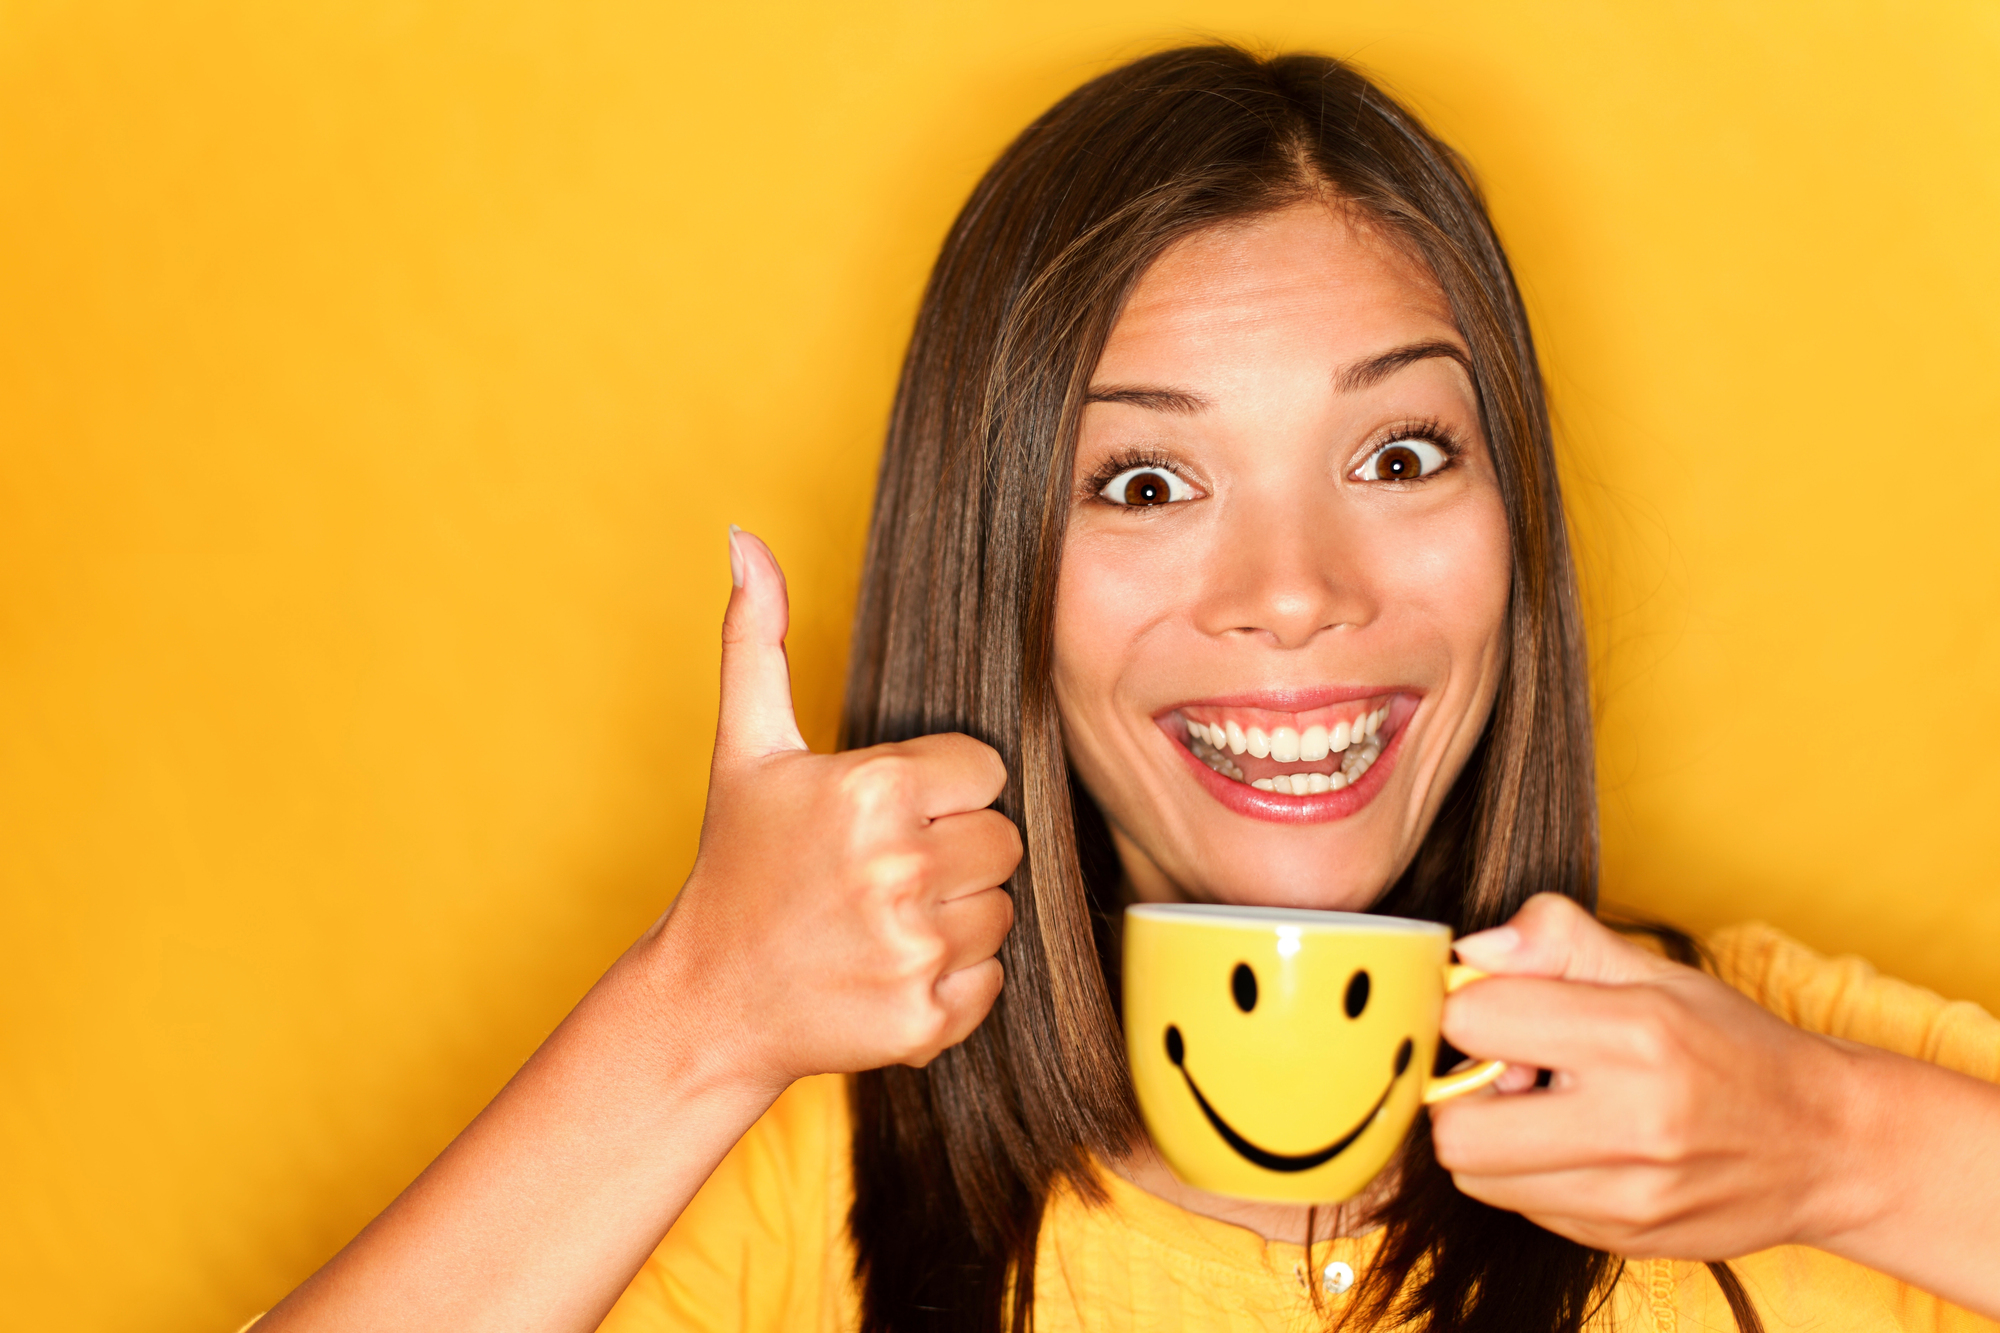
[
  {"left": 1188, "top": 737, "right": 1247, "bottom": 782},
  {"left": 1189, "top": 734, "right": 1383, "bottom": 795}
]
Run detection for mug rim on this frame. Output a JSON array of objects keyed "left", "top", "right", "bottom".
[{"left": 1124, "top": 903, "right": 1450, "bottom": 936}]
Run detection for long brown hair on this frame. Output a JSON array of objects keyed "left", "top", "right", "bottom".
[{"left": 841, "top": 44, "right": 1747, "bottom": 1333}]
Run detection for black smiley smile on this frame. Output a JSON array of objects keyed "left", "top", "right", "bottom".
[{"left": 1164, "top": 1025, "right": 1415, "bottom": 1173}]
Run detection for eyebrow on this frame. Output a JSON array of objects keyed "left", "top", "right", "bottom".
[
  {"left": 1082, "top": 341, "right": 1471, "bottom": 413},
  {"left": 1082, "top": 385, "right": 1210, "bottom": 414},
  {"left": 1334, "top": 340, "right": 1472, "bottom": 393}
]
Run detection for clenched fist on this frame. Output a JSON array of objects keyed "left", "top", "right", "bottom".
[{"left": 657, "top": 528, "right": 1021, "bottom": 1092}]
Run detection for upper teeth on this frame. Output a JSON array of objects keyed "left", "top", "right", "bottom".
[
  {"left": 1187, "top": 707, "right": 1385, "bottom": 758},
  {"left": 1183, "top": 705, "right": 1392, "bottom": 797}
]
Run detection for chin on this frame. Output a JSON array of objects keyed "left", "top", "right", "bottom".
[{"left": 1173, "top": 844, "right": 1403, "bottom": 913}]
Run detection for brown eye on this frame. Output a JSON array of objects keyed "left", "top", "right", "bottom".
[
  {"left": 1100, "top": 464, "right": 1194, "bottom": 507},
  {"left": 1377, "top": 445, "right": 1421, "bottom": 479},
  {"left": 1357, "top": 437, "right": 1449, "bottom": 483}
]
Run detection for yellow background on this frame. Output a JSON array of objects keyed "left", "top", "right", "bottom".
[{"left": 2, "top": 2, "right": 1995, "bottom": 1328}]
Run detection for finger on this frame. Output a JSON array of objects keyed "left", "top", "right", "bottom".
[
  {"left": 1445, "top": 1166, "right": 1690, "bottom": 1254},
  {"left": 1444, "top": 1167, "right": 1616, "bottom": 1228},
  {"left": 920, "top": 808, "right": 1023, "bottom": 904},
  {"left": 1448, "top": 1164, "right": 1634, "bottom": 1213},
  {"left": 933, "top": 885, "right": 1015, "bottom": 975},
  {"left": 1429, "top": 1084, "right": 1627, "bottom": 1176},
  {"left": 922, "top": 957, "right": 1005, "bottom": 1058},
  {"left": 1454, "top": 893, "right": 1678, "bottom": 985},
  {"left": 867, "top": 732, "right": 1010, "bottom": 819},
  {"left": 716, "top": 526, "right": 808, "bottom": 763},
  {"left": 1443, "top": 974, "right": 1679, "bottom": 1070}
]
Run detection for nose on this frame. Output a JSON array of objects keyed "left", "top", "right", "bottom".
[{"left": 1192, "top": 491, "right": 1379, "bottom": 648}]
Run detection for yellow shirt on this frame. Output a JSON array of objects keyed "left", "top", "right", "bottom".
[{"left": 598, "top": 924, "right": 2000, "bottom": 1333}]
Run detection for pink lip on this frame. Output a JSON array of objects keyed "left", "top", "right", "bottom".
[
  {"left": 1157, "top": 685, "right": 1393, "bottom": 713},
  {"left": 1159, "top": 691, "right": 1417, "bottom": 825}
]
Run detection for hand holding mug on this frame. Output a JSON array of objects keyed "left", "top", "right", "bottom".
[
  {"left": 660, "top": 529, "right": 1021, "bottom": 1092},
  {"left": 1433, "top": 894, "right": 1859, "bottom": 1260}
]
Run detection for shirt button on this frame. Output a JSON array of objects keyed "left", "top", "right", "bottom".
[{"left": 1323, "top": 1261, "right": 1355, "bottom": 1295}]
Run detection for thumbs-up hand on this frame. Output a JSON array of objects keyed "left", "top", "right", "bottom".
[
  {"left": 1427, "top": 894, "right": 1860, "bottom": 1261},
  {"left": 657, "top": 528, "right": 1021, "bottom": 1091}
]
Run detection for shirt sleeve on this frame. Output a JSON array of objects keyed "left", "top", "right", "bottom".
[
  {"left": 1698, "top": 926, "right": 2000, "bottom": 1333},
  {"left": 594, "top": 1072, "right": 854, "bottom": 1333},
  {"left": 1706, "top": 922, "right": 2000, "bottom": 1083}
]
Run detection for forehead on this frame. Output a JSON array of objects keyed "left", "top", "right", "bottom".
[{"left": 1097, "top": 202, "right": 1458, "bottom": 382}]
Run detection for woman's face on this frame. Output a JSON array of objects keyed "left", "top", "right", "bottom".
[{"left": 1054, "top": 201, "right": 1511, "bottom": 909}]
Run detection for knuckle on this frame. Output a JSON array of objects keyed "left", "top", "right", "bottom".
[
  {"left": 1628, "top": 1107, "right": 1674, "bottom": 1161},
  {"left": 1658, "top": 1092, "right": 1699, "bottom": 1159},
  {"left": 849, "top": 849, "right": 929, "bottom": 914},
  {"left": 717, "top": 596, "right": 754, "bottom": 647},
  {"left": 1518, "top": 892, "right": 1572, "bottom": 933},
  {"left": 910, "top": 935, "right": 950, "bottom": 978},
  {"left": 1622, "top": 993, "right": 1689, "bottom": 1067},
  {"left": 1624, "top": 1018, "right": 1670, "bottom": 1068},
  {"left": 870, "top": 927, "right": 945, "bottom": 985},
  {"left": 864, "top": 846, "right": 931, "bottom": 895},
  {"left": 1627, "top": 1090, "right": 1695, "bottom": 1162},
  {"left": 892, "top": 999, "right": 950, "bottom": 1060},
  {"left": 840, "top": 754, "right": 918, "bottom": 816},
  {"left": 1606, "top": 1175, "right": 1673, "bottom": 1232},
  {"left": 860, "top": 984, "right": 944, "bottom": 1072}
]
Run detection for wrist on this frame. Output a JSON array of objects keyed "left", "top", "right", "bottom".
[
  {"left": 626, "top": 901, "right": 794, "bottom": 1107},
  {"left": 1790, "top": 1037, "right": 1904, "bottom": 1252}
]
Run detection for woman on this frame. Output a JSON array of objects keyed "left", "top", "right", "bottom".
[{"left": 257, "top": 45, "right": 2000, "bottom": 1333}]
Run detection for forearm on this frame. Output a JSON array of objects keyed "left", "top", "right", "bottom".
[
  {"left": 1806, "top": 1042, "right": 2000, "bottom": 1319},
  {"left": 258, "top": 924, "right": 782, "bottom": 1333}
]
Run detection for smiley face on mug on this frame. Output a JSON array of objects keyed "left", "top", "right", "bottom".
[
  {"left": 1123, "top": 906, "right": 1473, "bottom": 1204},
  {"left": 1164, "top": 949, "right": 1415, "bottom": 1171}
]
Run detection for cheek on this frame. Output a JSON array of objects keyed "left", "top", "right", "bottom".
[
  {"left": 1052, "top": 544, "right": 1125, "bottom": 711},
  {"left": 1052, "top": 533, "right": 1191, "bottom": 739},
  {"left": 1386, "top": 495, "right": 1511, "bottom": 660}
]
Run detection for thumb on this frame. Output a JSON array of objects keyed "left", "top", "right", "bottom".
[
  {"left": 1453, "top": 893, "right": 1677, "bottom": 985},
  {"left": 715, "top": 525, "right": 808, "bottom": 762}
]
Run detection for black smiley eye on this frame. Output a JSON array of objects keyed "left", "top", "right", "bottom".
[
  {"left": 1344, "top": 969, "right": 1371, "bottom": 1019},
  {"left": 1231, "top": 962, "right": 1258, "bottom": 1012}
]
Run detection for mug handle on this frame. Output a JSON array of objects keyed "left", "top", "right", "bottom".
[{"left": 1420, "top": 964, "right": 1508, "bottom": 1105}]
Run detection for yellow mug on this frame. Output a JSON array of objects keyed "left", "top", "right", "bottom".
[{"left": 1123, "top": 903, "right": 1506, "bottom": 1203}]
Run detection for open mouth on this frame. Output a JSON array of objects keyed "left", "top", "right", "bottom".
[
  {"left": 1172, "top": 695, "right": 1404, "bottom": 796},
  {"left": 1165, "top": 1024, "right": 1414, "bottom": 1172}
]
